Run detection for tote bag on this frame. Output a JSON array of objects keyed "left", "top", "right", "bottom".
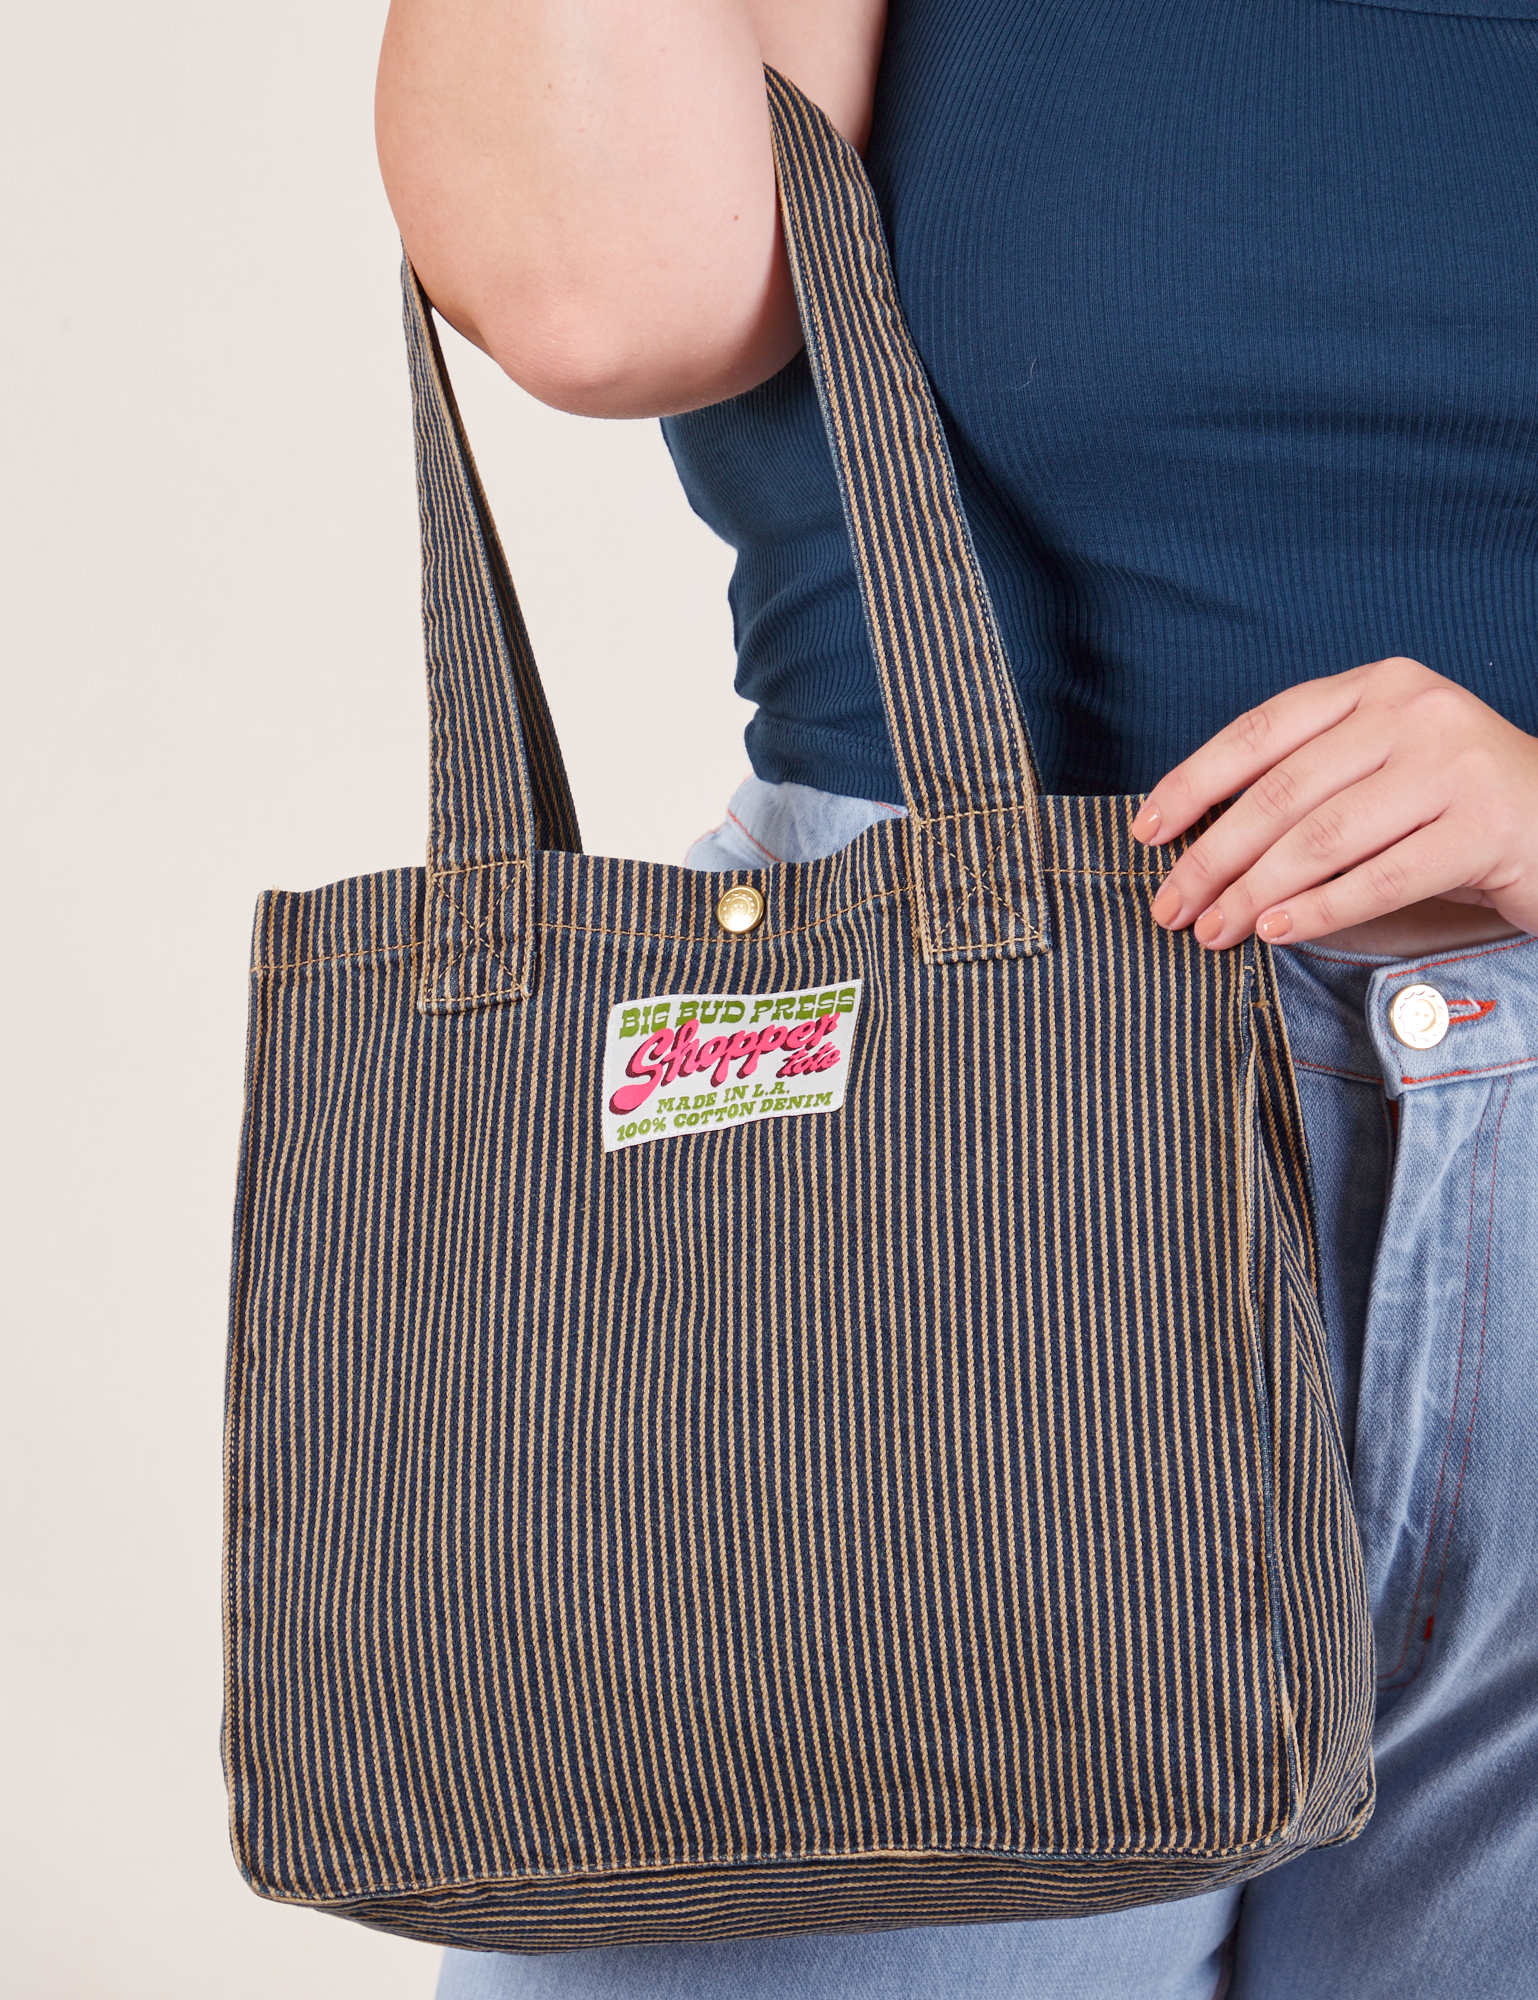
[{"left": 222, "top": 71, "right": 1375, "bottom": 1953}]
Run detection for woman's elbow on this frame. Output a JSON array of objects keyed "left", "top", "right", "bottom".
[
  {"left": 474, "top": 290, "right": 703, "bottom": 419},
  {"left": 420, "top": 257, "right": 803, "bottom": 420}
]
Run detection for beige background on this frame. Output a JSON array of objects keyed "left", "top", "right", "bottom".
[{"left": 1, "top": 5, "right": 750, "bottom": 1995}]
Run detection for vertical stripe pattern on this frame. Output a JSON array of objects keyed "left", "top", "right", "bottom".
[
  {"left": 766, "top": 69, "right": 1044, "bottom": 965},
  {"left": 410, "top": 283, "right": 580, "bottom": 1011},
  {"left": 222, "top": 71, "right": 1375, "bottom": 1955}
]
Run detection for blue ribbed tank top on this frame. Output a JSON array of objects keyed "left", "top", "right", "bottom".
[{"left": 662, "top": 0, "right": 1538, "bottom": 801}]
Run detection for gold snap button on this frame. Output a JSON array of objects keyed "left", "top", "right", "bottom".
[
  {"left": 1388, "top": 982, "right": 1450, "bottom": 1051},
  {"left": 715, "top": 884, "right": 765, "bottom": 936}
]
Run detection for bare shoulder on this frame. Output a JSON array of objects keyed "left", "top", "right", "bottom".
[{"left": 377, "top": 0, "right": 886, "bottom": 419}]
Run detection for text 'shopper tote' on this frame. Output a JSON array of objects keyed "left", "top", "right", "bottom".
[{"left": 222, "top": 71, "right": 1375, "bottom": 1954}]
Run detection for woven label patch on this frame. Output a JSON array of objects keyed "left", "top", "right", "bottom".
[{"left": 602, "top": 980, "right": 862, "bottom": 1153}]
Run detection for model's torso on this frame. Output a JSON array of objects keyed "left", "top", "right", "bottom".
[{"left": 666, "top": 0, "right": 1538, "bottom": 952}]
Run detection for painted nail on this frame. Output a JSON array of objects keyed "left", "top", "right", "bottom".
[
  {"left": 1151, "top": 880, "right": 1181, "bottom": 925},
  {"left": 1194, "top": 907, "right": 1225, "bottom": 947},
  {"left": 1131, "top": 800, "right": 1161, "bottom": 842},
  {"left": 1257, "top": 909, "right": 1293, "bottom": 942}
]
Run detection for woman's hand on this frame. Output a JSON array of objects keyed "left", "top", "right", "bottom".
[{"left": 1130, "top": 657, "right": 1538, "bottom": 951}]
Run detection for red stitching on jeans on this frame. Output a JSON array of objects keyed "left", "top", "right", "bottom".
[
  {"left": 1377, "top": 1087, "right": 1488, "bottom": 1683},
  {"left": 1298, "top": 936, "right": 1533, "bottom": 971},
  {"left": 1394, "top": 936, "right": 1535, "bottom": 977},
  {"left": 1378, "top": 1081, "right": 1508, "bottom": 1692},
  {"left": 1407, "top": 1088, "right": 1506, "bottom": 1687},
  {"left": 725, "top": 809, "right": 786, "bottom": 866},
  {"left": 1401, "top": 1056, "right": 1537, "bottom": 1086}
]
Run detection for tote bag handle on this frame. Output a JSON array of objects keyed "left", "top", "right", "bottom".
[
  {"left": 408, "top": 67, "right": 1047, "bottom": 1013},
  {"left": 763, "top": 69, "right": 1045, "bottom": 963},
  {"left": 405, "top": 277, "right": 580, "bottom": 1010}
]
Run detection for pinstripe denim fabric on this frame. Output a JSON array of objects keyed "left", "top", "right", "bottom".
[
  {"left": 221, "top": 74, "right": 1374, "bottom": 1954},
  {"left": 434, "top": 926, "right": 1538, "bottom": 1995}
]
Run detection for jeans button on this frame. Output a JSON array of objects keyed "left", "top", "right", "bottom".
[{"left": 1389, "top": 982, "right": 1451, "bottom": 1050}]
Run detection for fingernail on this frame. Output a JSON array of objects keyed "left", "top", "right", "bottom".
[
  {"left": 1257, "top": 909, "right": 1292, "bottom": 942},
  {"left": 1194, "top": 907, "right": 1225, "bottom": 947},
  {"left": 1151, "top": 880, "right": 1181, "bottom": 925},
  {"left": 1131, "top": 800, "right": 1161, "bottom": 842}
]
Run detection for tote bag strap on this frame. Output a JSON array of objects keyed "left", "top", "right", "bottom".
[
  {"left": 406, "top": 67, "right": 1048, "bottom": 1013},
  {"left": 765, "top": 69, "right": 1045, "bottom": 963},
  {"left": 405, "top": 271, "right": 581, "bottom": 1011}
]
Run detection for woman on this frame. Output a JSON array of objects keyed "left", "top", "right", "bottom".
[{"left": 376, "top": 2, "right": 1538, "bottom": 1992}]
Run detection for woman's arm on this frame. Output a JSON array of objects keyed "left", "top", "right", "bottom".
[{"left": 376, "top": 0, "right": 884, "bottom": 418}]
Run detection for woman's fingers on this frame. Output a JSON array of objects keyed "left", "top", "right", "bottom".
[
  {"left": 1145, "top": 708, "right": 1393, "bottom": 930},
  {"left": 1248, "top": 821, "right": 1490, "bottom": 947},
  {"left": 1131, "top": 665, "right": 1375, "bottom": 844},
  {"left": 1162, "top": 768, "right": 1465, "bottom": 949}
]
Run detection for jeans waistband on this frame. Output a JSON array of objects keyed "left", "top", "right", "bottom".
[{"left": 1273, "top": 932, "right": 1538, "bottom": 1100}]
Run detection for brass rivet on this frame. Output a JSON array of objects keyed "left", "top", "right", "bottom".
[
  {"left": 716, "top": 885, "right": 765, "bottom": 936},
  {"left": 1388, "top": 982, "right": 1450, "bottom": 1051}
]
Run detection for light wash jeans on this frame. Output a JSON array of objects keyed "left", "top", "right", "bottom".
[{"left": 439, "top": 780, "right": 1538, "bottom": 2000}]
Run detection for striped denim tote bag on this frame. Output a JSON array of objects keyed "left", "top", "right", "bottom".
[{"left": 223, "top": 69, "right": 1375, "bottom": 1955}]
